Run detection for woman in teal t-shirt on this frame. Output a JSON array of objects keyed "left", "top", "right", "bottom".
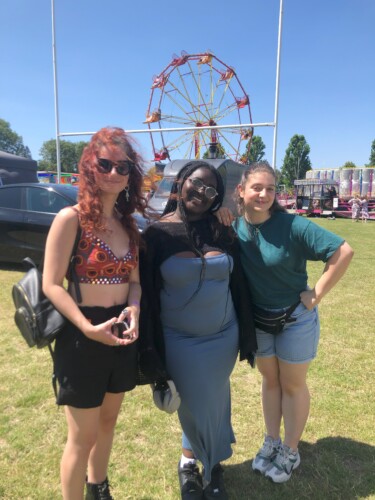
[{"left": 218, "top": 161, "right": 354, "bottom": 484}]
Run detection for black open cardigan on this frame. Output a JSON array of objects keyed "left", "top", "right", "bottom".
[{"left": 138, "top": 217, "right": 257, "bottom": 383}]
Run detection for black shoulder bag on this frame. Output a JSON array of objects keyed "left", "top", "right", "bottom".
[{"left": 12, "top": 227, "right": 82, "bottom": 350}]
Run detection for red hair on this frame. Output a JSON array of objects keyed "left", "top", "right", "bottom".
[{"left": 78, "top": 127, "right": 147, "bottom": 245}]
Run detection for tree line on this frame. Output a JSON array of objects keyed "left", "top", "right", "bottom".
[{"left": 1, "top": 118, "right": 375, "bottom": 189}]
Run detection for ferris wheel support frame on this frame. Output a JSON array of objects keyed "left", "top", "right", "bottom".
[{"left": 51, "top": 0, "right": 283, "bottom": 176}]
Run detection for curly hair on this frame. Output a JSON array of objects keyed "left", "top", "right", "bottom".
[
  {"left": 236, "top": 160, "right": 287, "bottom": 216},
  {"left": 77, "top": 127, "right": 147, "bottom": 244}
]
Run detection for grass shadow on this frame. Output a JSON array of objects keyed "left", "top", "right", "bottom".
[{"left": 224, "top": 436, "right": 375, "bottom": 500}]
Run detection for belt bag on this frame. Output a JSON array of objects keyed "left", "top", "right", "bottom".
[{"left": 253, "top": 302, "right": 300, "bottom": 335}]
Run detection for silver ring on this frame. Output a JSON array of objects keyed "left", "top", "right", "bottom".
[{"left": 121, "top": 308, "right": 129, "bottom": 315}]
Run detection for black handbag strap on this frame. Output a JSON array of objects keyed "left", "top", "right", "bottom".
[
  {"left": 48, "top": 343, "right": 58, "bottom": 399},
  {"left": 68, "top": 226, "right": 82, "bottom": 304},
  {"left": 284, "top": 301, "right": 300, "bottom": 321},
  {"left": 48, "top": 223, "right": 82, "bottom": 400}
]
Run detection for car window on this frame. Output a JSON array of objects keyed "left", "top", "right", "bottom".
[
  {"left": 26, "top": 187, "right": 71, "bottom": 213},
  {"left": 154, "top": 177, "right": 174, "bottom": 197},
  {"left": 0, "top": 186, "right": 23, "bottom": 209}
]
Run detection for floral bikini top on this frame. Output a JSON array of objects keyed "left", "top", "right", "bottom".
[{"left": 70, "top": 230, "right": 138, "bottom": 285}]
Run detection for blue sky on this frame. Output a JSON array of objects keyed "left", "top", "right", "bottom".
[{"left": 1, "top": 0, "right": 374, "bottom": 170}]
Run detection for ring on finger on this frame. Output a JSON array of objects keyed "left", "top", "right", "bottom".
[
  {"left": 115, "top": 338, "right": 120, "bottom": 346},
  {"left": 121, "top": 308, "right": 129, "bottom": 315}
]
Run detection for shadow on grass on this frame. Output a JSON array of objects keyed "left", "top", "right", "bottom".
[{"left": 225, "top": 436, "right": 375, "bottom": 500}]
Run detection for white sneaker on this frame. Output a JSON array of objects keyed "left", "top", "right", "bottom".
[
  {"left": 252, "top": 435, "right": 282, "bottom": 475},
  {"left": 265, "top": 444, "right": 301, "bottom": 483}
]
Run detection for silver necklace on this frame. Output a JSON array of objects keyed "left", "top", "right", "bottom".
[{"left": 245, "top": 216, "right": 268, "bottom": 238}]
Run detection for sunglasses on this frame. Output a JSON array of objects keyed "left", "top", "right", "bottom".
[
  {"left": 96, "top": 158, "right": 133, "bottom": 176},
  {"left": 188, "top": 177, "right": 218, "bottom": 200}
]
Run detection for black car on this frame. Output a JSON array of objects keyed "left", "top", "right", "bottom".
[
  {"left": 0, "top": 183, "right": 78, "bottom": 264},
  {"left": 0, "top": 183, "right": 149, "bottom": 265}
]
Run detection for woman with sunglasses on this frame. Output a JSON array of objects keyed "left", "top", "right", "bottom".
[
  {"left": 139, "top": 161, "right": 257, "bottom": 500},
  {"left": 43, "top": 127, "right": 147, "bottom": 499}
]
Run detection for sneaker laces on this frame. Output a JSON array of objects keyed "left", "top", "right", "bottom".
[
  {"left": 184, "top": 463, "right": 199, "bottom": 476},
  {"left": 273, "top": 445, "right": 296, "bottom": 470},
  {"left": 258, "top": 436, "right": 280, "bottom": 457},
  {"left": 181, "top": 463, "right": 201, "bottom": 486}
]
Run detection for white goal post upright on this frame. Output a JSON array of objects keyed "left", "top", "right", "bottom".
[
  {"left": 51, "top": 0, "right": 283, "bottom": 181},
  {"left": 272, "top": 0, "right": 284, "bottom": 174}
]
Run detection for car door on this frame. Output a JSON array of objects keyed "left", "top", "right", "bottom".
[
  {"left": 0, "top": 185, "right": 25, "bottom": 263},
  {"left": 22, "top": 186, "right": 65, "bottom": 263}
]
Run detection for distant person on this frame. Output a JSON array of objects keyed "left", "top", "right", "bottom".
[
  {"left": 328, "top": 185, "right": 337, "bottom": 200},
  {"left": 348, "top": 195, "right": 361, "bottom": 222},
  {"left": 216, "top": 161, "right": 354, "bottom": 484},
  {"left": 139, "top": 161, "right": 257, "bottom": 500},
  {"left": 43, "top": 127, "right": 146, "bottom": 500},
  {"left": 327, "top": 185, "right": 337, "bottom": 210},
  {"left": 360, "top": 195, "right": 369, "bottom": 223}
]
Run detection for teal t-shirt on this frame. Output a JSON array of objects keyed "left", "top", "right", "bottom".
[{"left": 233, "top": 212, "right": 345, "bottom": 307}]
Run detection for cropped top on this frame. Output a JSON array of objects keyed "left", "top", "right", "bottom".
[{"left": 69, "top": 230, "right": 138, "bottom": 285}]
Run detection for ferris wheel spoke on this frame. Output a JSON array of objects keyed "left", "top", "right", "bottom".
[
  {"left": 160, "top": 116, "right": 195, "bottom": 126},
  {"left": 166, "top": 78, "right": 211, "bottom": 123},
  {"left": 215, "top": 129, "right": 242, "bottom": 157},
  {"left": 210, "top": 62, "right": 214, "bottom": 111},
  {"left": 177, "top": 65, "right": 209, "bottom": 124},
  {"left": 175, "top": 64, "right": 202, "bottom": 122},
  {"left": 186, "top": 61, "right": 212, "bottom": 120},
  {"left": 163, "top": 90, "right": 196, "bottom": 122},
  {"left": 166, "top": 131, "right": 197, "bottom": 152},
  {"left": 213, "top": 101, "right": 241, "bottom": 123},
  {"left": 164, "top": 81, "right": 204, "bottom": 123},
  {"left": 198, "top": 130, "right": 213, "bottom": 156},
  {"left": 212, "top": 79, "right": 232, "bottom": 117}
]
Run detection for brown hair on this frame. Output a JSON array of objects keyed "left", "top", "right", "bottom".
[
  {"left": 236, "top": 160, "right": 287, "bottom": 216},
  {"left": 77, "top": 127, "right": 147, "bottom": 244}
]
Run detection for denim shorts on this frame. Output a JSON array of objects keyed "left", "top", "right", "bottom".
[{"left": 255, "top": 302, "right": 320, "bottom": 364}]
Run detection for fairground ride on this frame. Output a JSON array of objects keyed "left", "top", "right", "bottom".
[{"left": 144, "top": 51, "right": 253, "bottom": 163}]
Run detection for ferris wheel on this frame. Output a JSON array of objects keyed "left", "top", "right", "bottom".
[{"left": 144, "top": 51, "right": 253, "bottom": 162}]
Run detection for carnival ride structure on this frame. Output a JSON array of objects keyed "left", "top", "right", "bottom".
[
  {"left": 144, "top": 51, "right": 254, "bottom": 163},
  {"left": 294, "top": 168, "right": 375, "bottom": 220}
]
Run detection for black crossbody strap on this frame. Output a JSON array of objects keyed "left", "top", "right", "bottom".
[
  {"left": 48, "top": 222, "right": 82, "bottom": 399},
  {"left": 285, "top": 301, "right": 300, "bottom": 321},
  {"left": 48, "top": 343, "right": 58, "bottom": 399},
  {"left": 68, "top": 225, "right": 82, "bottom": 304}
]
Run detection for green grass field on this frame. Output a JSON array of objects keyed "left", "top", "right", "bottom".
[{"left": 0, "top": 218, "right": 374, "bottom": 499}]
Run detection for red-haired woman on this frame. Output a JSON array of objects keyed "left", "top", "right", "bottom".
[{"left": 43, "top": 127, "right": 147, "bottom": 500}]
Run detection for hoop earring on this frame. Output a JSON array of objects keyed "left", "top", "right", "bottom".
[{"left": 124, "top": 185, "right": 130, "bottom": 202}]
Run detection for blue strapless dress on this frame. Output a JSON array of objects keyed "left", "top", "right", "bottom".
[{"left": 160, "top": 253, "right": 239, "bottom": 482}]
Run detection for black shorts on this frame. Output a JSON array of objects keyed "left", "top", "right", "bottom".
[{"left": 54, "top": 304, "right": 138, "bottom": 408}]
